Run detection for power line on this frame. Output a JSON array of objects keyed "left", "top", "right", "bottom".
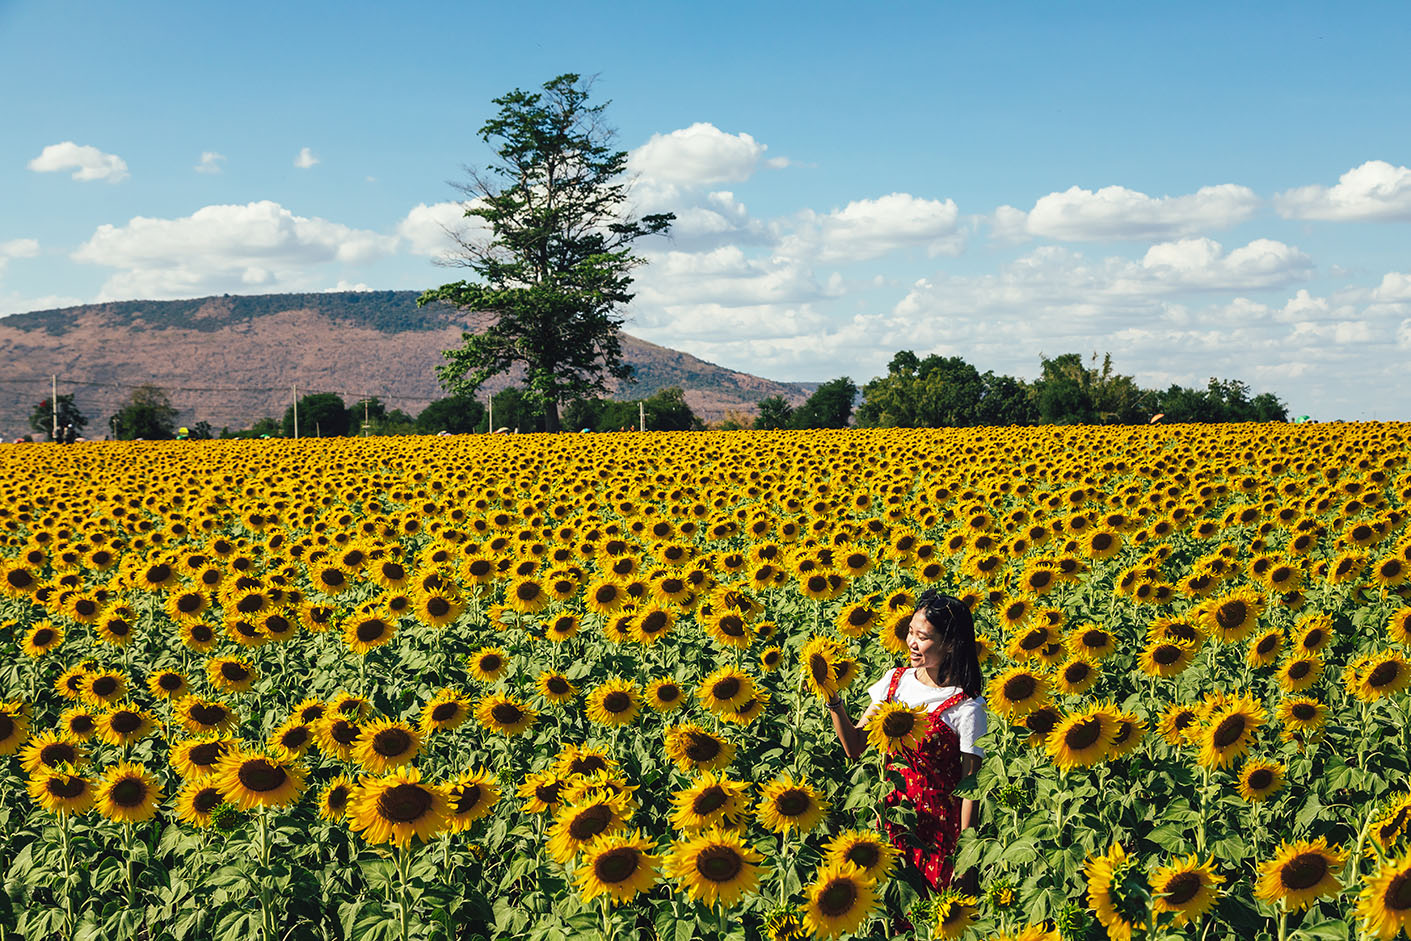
[{"left": 0, "top": 374, "right": 436, "bottom": 403}]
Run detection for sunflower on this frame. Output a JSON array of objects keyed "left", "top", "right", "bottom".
[
  {"left": 1371, "top": 556, "right": 1408, "bottom": 588},
  {"left": 1158, "top": 704, "right": 1200, "bottom": 747},
  {"left": 1350, "top": 652, "right": 1411, "bottom": 702},
  {"left": 555, "top": 744, "right": 618, "bottom": 779},
  {"left": 21, "top": 621, "right": 64, "bottom": 657},
  {"left": 1150, "top": 854, "right": 1223, "bottom": 926},
  {"left": 146, "top": 669, "right": 189, "bottom": 700},
  {"left": 1138, "top": 639, "right": 1196, "bottom": 678},
  {"left": 1106, "top": 711, "right": 1145, "bottom": 759},
  {"left": 1246, "top": 629, "right": 1284, "bottom": 668},
  {"left": 637, "top": 678, "right": 682, "bottom": 713},
  {"left": 1357, "top": 852, "right": 1411, "bottom": 940},
  {"left": 1055, "top": 658, "right": 1100, "bottom": 696},
  {"left": 665, "top": 826, "right": 765, "bottom": 906},
  {"left": 318, "top": 775, "right": 355, "bottom": 821},
  {"left": 824, "top": 830, "right": 897, "bottom": 883},
  {"left": 174, "top": 780, "right": 225, "bottom": 828},
  {"left": 415, "top": 590, "right": 465, "bottom": 628},
  {"left": 1083, "top": 528, "right": 1123, "bottom": 560},
  {"left": 988, "top": 666, "right": 1051, "bottom": 719},
  {"left": 81, "top": 669, "right": 127, "bottom": 706},
  {"left": 1276, "top": 655, "right": 1325, "bottom": 693},
  {"left": 1276, "top": 695, "right": 1328, "bottom": 742},
  {"left": 1197, "top": 696, "right": 1266, "bottom": 769},
  {"left": 505, "top": 576, "right": 550, "bottom": 614},
  {"left": 19, "top": 731, "right": 86, "bottom": 776},
  {"left": 1068, "top": 625, "right": 1116, "bottom": 661},
  {"left": 756, "top": 775, "right": 828, "bottom": 835},
  {"left": 865, "top": 701, "right": 928, "bottom": 755},
  {"left": 759, "top": 647, "right": 783, "bottom": 672},
  {"left": 1255, "top": 838, "right": 1346, "bottom": 910},
  {"left": 1086, "top": 842, "right": 1146, "bottom": 941},
  {"left": 518, "top": 771, "right": 567, "bottom": 814},
  {"left": 170, "top": 735, "right": 236, "bottom": 780},
  {"left": 213, "top": 748, "right": 306, "bottom": 809},
  {"left": 343, "top": 610, "right": 397, "bottom": 655},
  {"left": 835, "top": 604, "right": 879, "bottom": 639},
  {"left": 585, "top": 579, "right": 627, "bottom": 616},
  {"left": 1237, "top": 759, "right": 1286, "bottom": 802},
  {"left": 174, "top": 697, "right": 239, "bottom": 735},
  {"left": 314, "top": 715, "right": 362, "bottom": 761},
  {"left": 1293, "top": 614, "right": 1334, "bottom": 655},
  {"left": 55, "top": 662, "right": 93, "bottom": 702},
  {"left": 1388, "top": 608, "right": 1411, "bottom": 647},
  {"left": 420, "top": 688, "right": 471, "bottom": 732},
  {"left": 697, "top": 666, "right": 754, "bottom": 714},
  {"left": 347, "top": 766, "right": 449, "bottom": 847},
  {"left": 475, "top": 693, "right": 537, "bottom": 736},
  {"left": 670, "top": 771, "right": 751, "bottom": 831},
  {"left": 468, "top": 646, "right": 511, "bottom": 683},
  {"left": 206, "top": 656, "right": 256, "bottom": 694},
  {"left": 328, "top": 692, "right": 372, "bottom": 720},
  {"left": 543, "top": 612, "right": 581, "bottom": 643},
  {"left": 932, "top": 890, "right": 981, "bottom": 939},
  {"left": 547, "top": 794, "right": 633, "bottom": 862},
  {"left": 445, "top": 768, "right": 501, "bottom": 832},
  {"left": 664, "top": 724, "right": 736, "bottom": 773},
  {"left": 1202, "top": 589, "right": 1265, "bottom": 643},
  {"left": 28, "top": 767, "right": 95, "bottom": 816},
  {"left": 96, "top": 703, "right": 156, "bottom": 747},
  {"left": 178, "top": 620, "right": 219, "bottom": 652},
  {"left": 1047, "top": 706, "right": 1115, "bottom": 769},
  {"left": 801, "top": 861, "right": 877, "bottom": 939},
  {"left": 95, "top": 761, "right": 163, "bottom": 823},
  {"left": 352, "top": 719, "right": 422, "bottom": 772}
]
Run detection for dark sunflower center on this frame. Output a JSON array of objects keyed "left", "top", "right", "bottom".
[
  {"left": 819, "top": 877, "right": 859, "bottom": 918},
  {"left": 1216, "top": 602, "right": 1248, "bottom": 629},
  {"left": 321, "top": 570, "right": 346, "bottom": 588},
  {"left": 189, "top": 741, "right": 224, "bottom": 766},
  {"left": 1065, "top": 717, "right": 1103, "bottom": 751},
  {"left": 264, "top": 616, "right": 291, "bottom": 635},
  {"left": 190, "top": 625, "right": 214, "bottom": 643},
  {"left": 479, "top": 654, "right": 503, "bottom": 673},
  {"left": 1154, "top": 644, "right": 1183, "bottom": 665},
  {"left": 696, "top": 845, "right": 743, "bottom": 883},
  {"left": 1212, "top": 715, "right": 1247, "bottom": 748},
  {"left": 662, "top": 578, "right": 684, "bottom": 594},
  {"left": 571, "top": 755, "right": 608, "bottom": 775},
  {"left": 238, "top": 760, "right": 288, "bottom": 793},
  {"left": 1082, "top": 630, "right": 1108, "bottom": 649},
  {"left": 515, "top": 582, "right": 541, "bottom": 601},
  {"left": 146, "top": 564, "right": 172, "bottom": 584},
  {"left": 602, "top": 691, "right": 633, "bottom": 714},
  {"left": 331, "top": 721, "right": 360, "bottom": 745},
  {"left": 32, "top": 628, "right": 55, "bottom": 646},
  {"left": 1369, "top": 662, "right": 1401, "bottom": 688},
  {"left": 1026, "top": 710, "right": 1058, "bottom": 734},
  {"left": 1248, "top": 769, "right": 1273, "bottom": 791},
  {"left": 1164, "top": 871, "right": 1202, "bottom": 905},
  {"left": 1064, "top": 663, "right": 1091, "bottom": 684},
  {"left": 536, "top": 782, "right": 562, "bottom": 805},
  {"left": 177, "top": 594, "right": 203, "bottom": 613},
  {"left": 237, "top": 594, "right": 266, "bottom": 614},
  {"left": 47, "top": 775, "right": 87, "bottom": 799},
  {"left": 193, "top": 787, "right": 222, "bottom": 814},
  {"left": 111, "top": 778, "right": 147, "bottom": 807},
  {"left": 1257, "top": 634, "right": 1279, "bottom": 655},
  {"left": 40, "top": 742, "right": 77, "bottom": 765},
  {"left": 882, "top": 711, "right": 916, "bottom": 738},
  {"left": 656, "top": 684, "right": 681, "bottom": 703},
  {"left": 1280, "top": 852, "right": 1328, "bottom": 891},
  {"left": 711, "top": 677, "right": 741, "bottom": 701},
  {"left": 1288, "top": 661, "right": 1311, "bottom": 680},
  {"left": 1386, "top": 871, "right": 1411, "bottom": 911},
  {"left": 567, "top": 804, "right": 613, "bottom": 841},
  {"left": 774, "top": 788, "right": 811, "bottom": 817},
  {"left": 426, "top": 597, "right": 451, "bottom": 617},
  {"left": 690, "top": 784, "right": 729, "bottom": 816},
  {"left": 373, "top": 728, "right": 412, "bottom": 757},
  {"left": 356, "top": 620, "right": 388, "bottom": 642},
  {"left": 279, "top": 726, "right": 310, "bottom": 749},
  {"left": 847, "top": 608, "right": 872, "bottom": 627},
  {"left": 327, "top": 785, "right": 350, "bottom": 811},
  {"left": 68, "top": 714, "right": 95, "bottom": 734},
  {"left": 6, "top": 569, "right": 35, "bottom": 589},
  {"left": 91, "top": 677, "right": 118, "bottom": 697},
  {"left": 593, "top": 846, "right": 641, "bottom": 884},
  {"left": 595, "top": 585, "right": 619, "bottom": 603},
  {"left": 1291, "top": 703, "right": 1317, "bottom": 721},
  {"left": 452, "top": 783, "right": 482, "bottom": 815},
  {"left": 159, "top": 673, "right": 184, "bottom": 691},
  {"left": 845, "top": 843, "right": 881, "bottom": 870},
  {"left": 220, "top": 662, "right": 250, "bottom": 682},
  {"left": 809, "top": 653, "right": 830, "bottom": 685},
  {"left": 684, "top": 731, "right": 722, "bottom": 762},
  {"left": 110, "top": 711, "right": 142, "bottom": 734},
  {"left": 1029, "top": 571, "right": 1053, "bottom": 589},
  {"left": 1091, "top": 533, "right": 1113, "bottom": 551},
  {"left": 378, "top": 783, "right": 433, "bottom": 823},
  {"left": 1301, "top": 630, "right": 1325, "bottom": 649},
  {"left": 1112, "top": 721, "right": 1132, "bottom": 746},
  {"left": 431, "top": 702, "right": 460, "bottom": 721},
  {"left": 491, "top": 702, "right": 524, "bottom": 725},
  {"left": 1003, "top": 674, "right": 1037, "bottom": 701}
]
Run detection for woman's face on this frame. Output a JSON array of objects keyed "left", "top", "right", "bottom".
[{"left": 906, "top": 608, "right": 942, "bottom": 671}]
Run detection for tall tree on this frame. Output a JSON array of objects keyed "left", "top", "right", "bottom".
[
  {"left": 282, "top": 393, "right": 349, "bottom": 437},
  {"left": 789, "top": 377, "right": 858, "bottom": 429},
  {"left": 29, "top": 394, "right": 87, "bottom": 440},
  {"left": 111, "top": 385, "right": 179, "bottom": 440},
  {"left": 419, "top": 74, "right": 675, "bottom": 432}
]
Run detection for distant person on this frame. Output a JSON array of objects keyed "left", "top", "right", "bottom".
[{"left": 61, "top": 423, "right": 77, "bottom": 445}]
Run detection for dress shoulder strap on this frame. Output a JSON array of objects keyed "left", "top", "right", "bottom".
[
  {"left": 884, "top": 667, "right": 908, "bottom": 702},
  {"left": 937, "top": 690, "right": 967, "bottom": 713}
]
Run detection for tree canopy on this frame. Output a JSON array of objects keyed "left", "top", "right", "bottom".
[
  {"left": 419, "top": 74, "right": 674, "bottom": 432},
  {"left": 29, "top": 394, "right": 87, "bottom": 440},
  {"left": 111, "top": 385, "right": 179, "bottom": 440}
]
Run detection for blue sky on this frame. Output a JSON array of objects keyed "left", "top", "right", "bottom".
[{"left": 3, "top": 1, "right": 1410, "bottom": 417}]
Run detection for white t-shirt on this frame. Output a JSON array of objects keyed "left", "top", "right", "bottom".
[{"left": 866, "top": 668, "right": 988, "bottom": 758}]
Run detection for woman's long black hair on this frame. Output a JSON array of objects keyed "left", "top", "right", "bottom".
[{"left": 915, "top": 588, "right": 983, "bottom": 698}]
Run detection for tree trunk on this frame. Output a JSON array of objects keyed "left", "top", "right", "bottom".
[{"left": 544, "top": 400, "right": 561, "bottom": 433}]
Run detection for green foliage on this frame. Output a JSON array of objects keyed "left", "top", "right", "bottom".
[
  {"left": 857, "top": 352, "right": 1038, "bottom": 428},
  {"left": 110, "top": 384, "right": 179, "bottom": 440},
  {"left": 787, "top": 377, "right": 858, "bottom": 429},
  {"left": 488, "top": 387, "right": 545, "bottom": 433},
  {"left": 562, "top": 386, "right": 699, "bottom": 432},
  {"left": 419, "top": 74, "right": 675, "bottom": 432},
  {"left": 282, "top": 393, "right": 349, "bottom": 437},
  {"left": 28, "top": 393, "right": 87, "bottom": 440},
  {"left": 753, "top": 396, "right": 793, "bottom": 431},
  {"left": 416, "top": 395, "right": 487, "bottom": 435}
]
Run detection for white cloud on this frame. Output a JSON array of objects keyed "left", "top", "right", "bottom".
[
  {"left": 1275, "top": 160, "right": 1411, "bottom": 221},
  {"left": 332, "top": 281, "right": 372, "bottom": 292},
  {"left": 71, "top": 200, "right": 398, "bottom": 300},
  {"left": 1000, "top": 183, "right": 1259, "bottom": 242},
  {"left": 790, "top": 193, "right": 964, "bottom": 262},
  {"left": 27, "top": 141, "right": 129, "bottom": 183},
  {"left": 294, "top": 147, "right": 319, "bottom": 169},
  {"left": 628, "top": 123, "right": 771, "bottom": 186},
  {"left": 0, "top": 239, "right": 39, "bottom": 259},
  {"left": 1138, "top": 238, "right": 1312, "bottom": 291},
  {"left": 397, "top": 200, "right": 490, "bottom": 259},
  {"left": 195, "top": 151, "right": 225, "bottom": 174}
]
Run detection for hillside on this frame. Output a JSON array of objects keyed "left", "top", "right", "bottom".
[{"left": 0, "top": 291, "right": 813, "bottom": 435}]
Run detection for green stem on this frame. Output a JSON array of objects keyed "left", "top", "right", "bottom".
[
  {"left": 121, "top": 822, "right": 136, "bottom": 909},
  {"left": 600, "top": 894, "right": 614, "bottom": 941},
  {"left": 258, "top": 811, "right": 275, "bottom": 941},
  {"left": 1276, "top": 899, "right": 1288, "bottom": 941},
  {"left": 59, "top": 813, "right": 74, "bottom": 934},
  {"left": 397, "top": 842, "right": 413, "bottom": 941}
]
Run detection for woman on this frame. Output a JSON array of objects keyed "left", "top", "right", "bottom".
[{"left": 827, "top": 589, "right": 986, "bottom": 892}]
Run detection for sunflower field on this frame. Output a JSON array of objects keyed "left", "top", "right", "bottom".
[{"left": 1, "top": 425, "right": 1410, "bottom": 941}]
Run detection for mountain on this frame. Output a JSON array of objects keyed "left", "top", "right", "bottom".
[{"left": 0, "top": 291, "right": 813, "bottom": 435}]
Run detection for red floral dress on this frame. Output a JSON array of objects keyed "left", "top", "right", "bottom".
[{"left": 880, "top": 666, "right": 967, "bottom": 892}]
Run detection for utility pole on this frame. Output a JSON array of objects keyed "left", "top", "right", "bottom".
[
  {"left": 292, "top": 384, "right": 299, "bottom": 439},
  {"left": 487, "top": 396, "right": 494, "bottom": 434},
  {"left": 639, "top": 400, "right": 646, "bottom": 433},
  {"left": 363, "top": 396, "right": 370, "bottom": 437},
  {"left": 51, "top": 375, "right": 57, "bottom": 441}
]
